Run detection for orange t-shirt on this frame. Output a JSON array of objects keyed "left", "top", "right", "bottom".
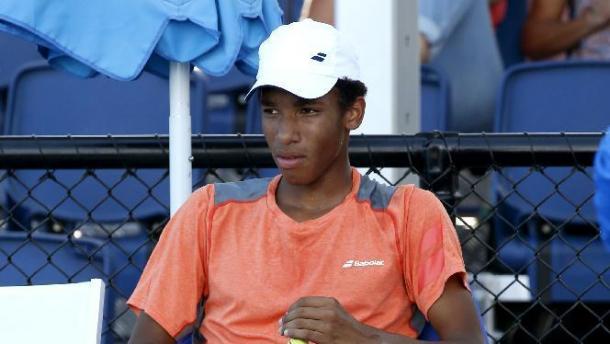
[{"left": 128, "top": 168, "right": 468, "bottom": 342}]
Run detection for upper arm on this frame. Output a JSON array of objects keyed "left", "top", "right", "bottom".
[
  {"left": 427, "top": 274, "right": 483, "bottom": 343},
  {"left": 127, "top": 187, "right": 212, "bottom": 338},
  {"left": 527, "top": 0, "right": 567, "bottom": 22},
  {"left": 129, "top": 312, "right": 175, "bottom": 344},
  {"left": 402, "top": 188, "right": 468, "bottom": 318}
]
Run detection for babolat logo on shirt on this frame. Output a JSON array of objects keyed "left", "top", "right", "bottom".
[{"left": 342, "top": 259, "right": 385, "bottom": 268}]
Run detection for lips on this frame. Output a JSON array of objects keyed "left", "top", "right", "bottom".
[{"left": 275, "top": 153, "right": 305, "bottom": 169}]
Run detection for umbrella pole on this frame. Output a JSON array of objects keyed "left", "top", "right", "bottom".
[{"left": 169, "top": 62, "right": 192, "bottom": 216}]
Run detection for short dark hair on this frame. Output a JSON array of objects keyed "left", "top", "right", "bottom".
[{"left": 334, "top": 78, "right": 367, "bottom": 114}]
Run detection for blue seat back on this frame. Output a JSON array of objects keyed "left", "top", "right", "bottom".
[
  {"left": 0, "top": 31, "right": 43, "bottom": 89},
  {"left": 4, "top": 62, "right": 206, "bottom": 222},
  {"left": 494, "top": 61, "right": 610, "bottom": 301},
  {"left": 3, "top": 63, "right": 208, "bottom": 317},
  {"left": 496, "top": 61, "right": 610, "bottom": 225},
  {"left": 421, "top": 64, "right": 450, "bottom": 131}
]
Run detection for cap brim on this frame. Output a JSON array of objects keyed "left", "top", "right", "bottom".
[{"left": 245, "top": 72, "right": 338, "bottom": 100}]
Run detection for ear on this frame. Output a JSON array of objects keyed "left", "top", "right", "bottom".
[{"left": 343, "top": 96, "right": 366, "bottom": 130}]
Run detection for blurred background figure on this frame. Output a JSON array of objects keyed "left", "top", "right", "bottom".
[
  {"left": 523, "top": 0, "right": 610, "bottom": 60},
  {"left": 419, "top": 0, "right": 504, "bottom": 132}
]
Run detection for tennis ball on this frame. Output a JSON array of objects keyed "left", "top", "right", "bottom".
[{"left": 289, "top": 339, "right": 307, "bottom": 344}]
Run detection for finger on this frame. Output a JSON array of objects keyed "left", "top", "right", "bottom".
[
  {"left": 283, "top": 317, "right": 330, "bottom": 334},
  {"left": 283, "top": 306, "right": 333, "bottom": 324},
  {"left": 283, "top": 327, "right": 326, "bottom": 344},
  {"left": 287, "top": 296, "right": 338, "bottom": 313}
]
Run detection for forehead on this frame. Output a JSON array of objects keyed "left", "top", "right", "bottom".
[{"left": 260, "top": 86, "right": 338, "bottom": 105}]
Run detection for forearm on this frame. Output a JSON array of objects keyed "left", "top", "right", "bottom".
[
  {"left": 522, "top": 18, "right": 598, "bottom": 59},
  {"left": 128, "top": 312, "right": 176, "bottom": 344}
]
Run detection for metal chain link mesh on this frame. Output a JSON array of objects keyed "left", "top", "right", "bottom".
[{"left": 0, "top": 134, "right": 608, "bottom": 343}]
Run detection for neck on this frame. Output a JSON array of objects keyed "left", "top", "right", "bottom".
[{"left": 276, "top": 159, "right": 353, "bottom": 221}]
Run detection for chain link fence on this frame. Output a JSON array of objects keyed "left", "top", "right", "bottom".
[{"left": 0, "top": 133, "right": 608, "bottom": 343}]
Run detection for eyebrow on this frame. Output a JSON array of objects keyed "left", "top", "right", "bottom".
[
  {"left": 260, "top": 96, "right": 324, "bottom": 108},
  {"left": 294, "top": 98, "right": 323, "bottom": 107}
]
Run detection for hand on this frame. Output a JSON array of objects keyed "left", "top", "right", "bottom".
[
  {"left": 581, "top": 0, "right": 610, "bottom": 31},
  {"left": 279, "top": 297, "right": 377, "bottom": 344}
]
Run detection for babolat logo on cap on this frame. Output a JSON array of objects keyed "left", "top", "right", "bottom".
[{"left": 311, "top": 52, "right": 327, "bottom": 62}]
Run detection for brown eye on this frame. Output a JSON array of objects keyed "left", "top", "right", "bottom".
[
  {"left": 262, "top": 108, "right": 279, "bottom": 116},
  {"left": 300, "top": 107, "right": 319, "bottom": 116}
]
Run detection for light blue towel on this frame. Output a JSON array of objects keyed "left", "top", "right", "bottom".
[
  {"left": 0, "top": 0, "right": 282, "bottom": 79},
  {"left": 594, "top": 128, "right": 610, "bottom": 251}
]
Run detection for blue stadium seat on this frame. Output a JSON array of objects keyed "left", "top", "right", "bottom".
[
  {"left": 203, "top": 66, "right": 254, "bottom": 135},
  {"left": 0, "top": 31, "right": 43, "bottom": 89},
  {"left": 0, "top": 231, "right": 113, "bottom": 341},
  {"left": 3, "top": 62, "right": 207, "bottom": 338},
  {"left": 0, "top": 31, "right": 44, "bottom": 130},
  {"left": 493, "top": 61, "right": 610, "bottom": 302},
  {"left": 421, "top": 64, "right": 451, "bottom": 132}
]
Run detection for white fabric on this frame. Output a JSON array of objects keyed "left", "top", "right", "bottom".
[{"left": 0, "top": 279, "right": 105, "bottom": 344}]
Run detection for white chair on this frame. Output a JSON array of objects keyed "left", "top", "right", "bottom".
[{"left": 0, "top": 279, "right": 105, "bottom": 344}]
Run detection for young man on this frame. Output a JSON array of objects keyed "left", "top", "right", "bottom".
[{"left": 128, "top": 19, "right": 483, "bottom": 343}]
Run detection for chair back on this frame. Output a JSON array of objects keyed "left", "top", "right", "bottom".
[
  {"left": 494, "top": 61, "right": 610, "bottom": 302},
  {"left": 421, "top": 64, "right": 450, "bottom": 131},
  {"left": 0, "top": 231, "right": 110, "bottom": 342},
  {"left": 0, "top": 31, "right": 43, "bottom": 88},
  {"left": 496, "top": 61, "right": 610, "bottom": 226},
  {"left": 0, "top": 279, "right": 105, "bottom": 343},
  {"left": 4, "top": 62, "right": 207, "bottom": 222}
]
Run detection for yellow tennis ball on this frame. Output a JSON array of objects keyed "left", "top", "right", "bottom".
[{"left": 288, "top": 339, "right": 307, "bottom": 344}]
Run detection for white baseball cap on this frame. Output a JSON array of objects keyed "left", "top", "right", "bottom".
[{"left": 247, "top": 19, "right": 360, "bottom": 99}]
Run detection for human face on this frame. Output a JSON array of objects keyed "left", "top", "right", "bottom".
[{"left": 261, "top": 87, "right": 349, "bottom": 186}]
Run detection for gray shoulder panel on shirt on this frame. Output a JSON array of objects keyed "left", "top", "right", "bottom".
[
  {"left": 356, "top": 174, "right": 396, "bottom": 210},
  {"left": 214, "top": 178, "right": 273, "bottom": 205}
]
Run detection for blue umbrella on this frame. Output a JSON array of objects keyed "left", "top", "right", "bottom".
[{"left": 0, "top": 0, "right": 282, "bottom": 212}]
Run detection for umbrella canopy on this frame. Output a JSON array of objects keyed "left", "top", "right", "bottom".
[{"left": 0, "top": 0, "right": 283, "bottom": 80}]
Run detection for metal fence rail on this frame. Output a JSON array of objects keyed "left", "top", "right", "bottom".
[{"left": 0, "top": 133, "right": 607, "bottom": 343}]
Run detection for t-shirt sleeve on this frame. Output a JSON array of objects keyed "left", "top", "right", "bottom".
[
  {"left": 127, "top": 185, "right": 213, "bottom": 338},
  {"left": 402, "top": 188, "right": 469, "bottom": 320}
]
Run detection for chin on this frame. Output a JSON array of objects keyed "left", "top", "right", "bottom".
[{"left": 280, "top": 169, "right": 315, "bottom": 185}]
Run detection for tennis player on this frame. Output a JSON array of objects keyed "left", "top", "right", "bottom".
[{"left": 128, "top": 19, "right": 483, "bottom": 344}]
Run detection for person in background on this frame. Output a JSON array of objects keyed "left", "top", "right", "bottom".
[
  {"left": 419, "top": 0, "right": 504, "bottom": 132},
  {"left": 523, "top": 0, "right": 610, "bottom": 60},
  {"left": 490, "top": 0, "right": 509, "bottom": 28}
]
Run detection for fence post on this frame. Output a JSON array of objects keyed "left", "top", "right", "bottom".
[{"left": 420, "top": 132, "right": 459, "bottom": 216}]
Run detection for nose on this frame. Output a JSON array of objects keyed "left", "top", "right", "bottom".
[{"left": 276, "top": 115, "right": 300, "bottom": 145}]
